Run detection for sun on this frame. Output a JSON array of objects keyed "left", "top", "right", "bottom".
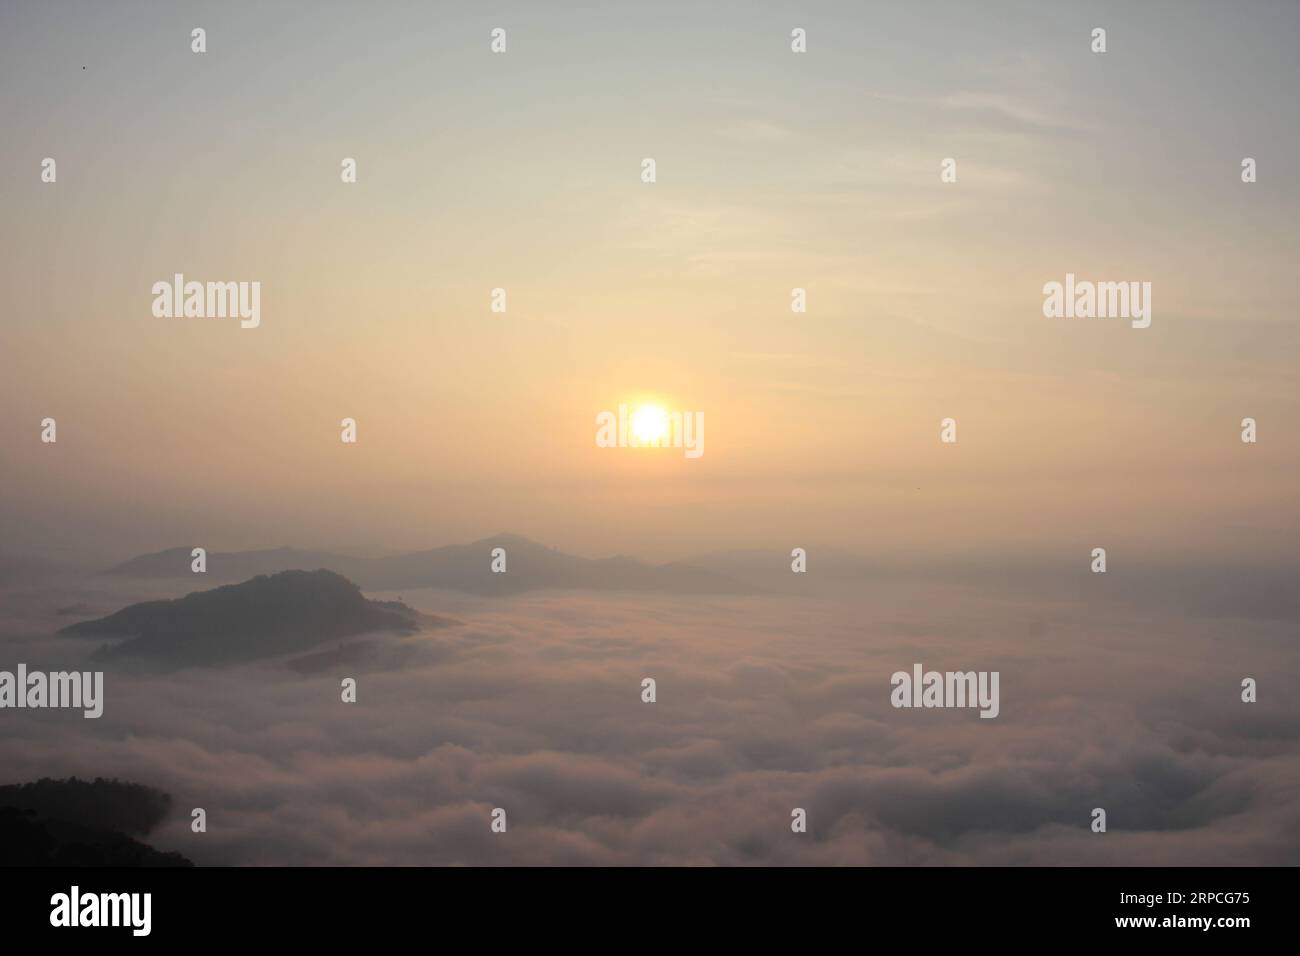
[{"left": 631, "top": 404, "right": 670, "bottom": 444}]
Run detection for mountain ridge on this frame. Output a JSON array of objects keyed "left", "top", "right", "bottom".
[
  {"left": 62, "top": 569, "right": 450, "bottom": 666},
  {"left": 0, "top": 777, "right": 192, "bottom": 867},
  {"left": 104, "top": 534, "right": 750, "bottom": 595}
]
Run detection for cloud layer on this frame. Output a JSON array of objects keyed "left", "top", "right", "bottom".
[{"left": 2, "top": 575, "right": 1297, "bottom": 865}]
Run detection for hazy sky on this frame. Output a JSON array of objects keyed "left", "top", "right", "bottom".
[{"left": 2, "top": 0, "right": 1297, "bottom": 563}]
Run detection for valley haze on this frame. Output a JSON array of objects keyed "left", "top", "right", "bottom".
[{"left": 1, "top": 533, "right": 1296, "bottom": 866}]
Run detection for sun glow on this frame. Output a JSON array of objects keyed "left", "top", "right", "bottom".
[{"left": 631, "top": 404, "right": 670, "bottom": 444}]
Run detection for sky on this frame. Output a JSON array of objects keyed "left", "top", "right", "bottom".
[{"left": 2, "top": 0, "right": 1298, "bottom": 566}]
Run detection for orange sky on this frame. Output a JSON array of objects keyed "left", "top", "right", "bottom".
[{"left": 2, "top": 1, "right": 1297, "bottom": 563}]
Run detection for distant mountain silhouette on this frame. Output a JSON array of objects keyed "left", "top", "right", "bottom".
[
  {"left": 0, "top": 777, "right": 192, "bottom": 867},
  {"left": 104, "top": 534, "right": 749, "bottom": 595},
  {"left": 62, "top": 569, "right": 451, "bottom": 666},
  {"left": 109, "top": 545, "right": 368, "bottom": 580}
]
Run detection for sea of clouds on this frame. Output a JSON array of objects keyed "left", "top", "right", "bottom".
[{"left": 1, "top": 571, "right": 1297, "bottom": 865}]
